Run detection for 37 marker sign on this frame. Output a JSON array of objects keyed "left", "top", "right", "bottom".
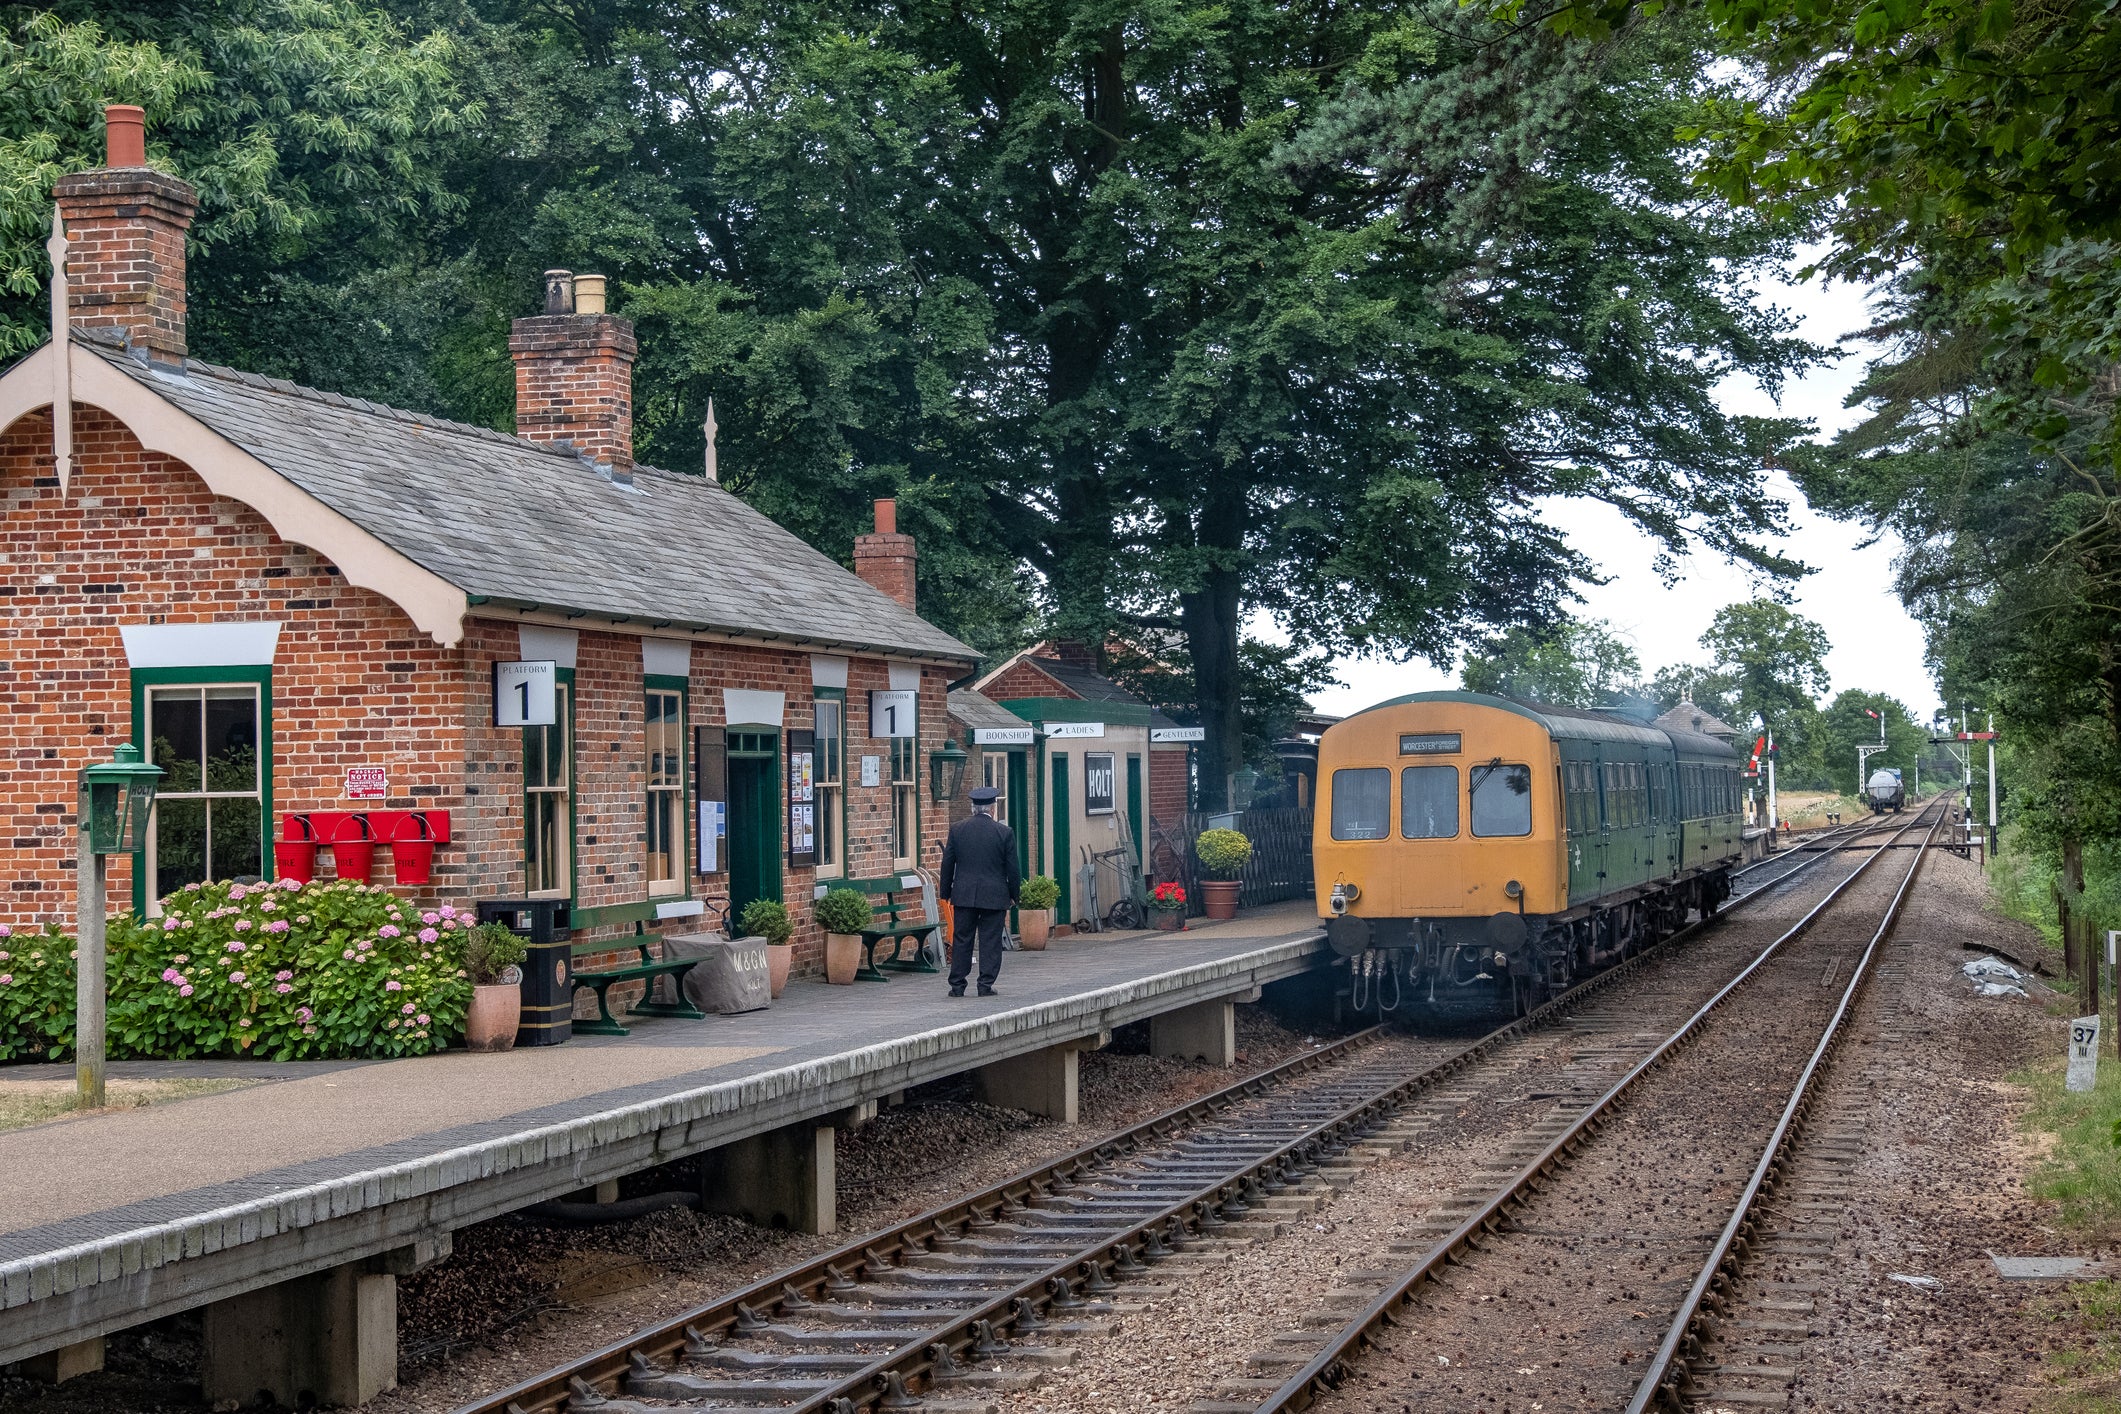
[{"left": 2068, "top": 1015, "right": 2102, "bottom": 1093}]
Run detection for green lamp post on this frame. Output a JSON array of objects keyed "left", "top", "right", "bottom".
[
  {"left": 76, "top": 743, "right": 161, "bottom": 1108},
  {"left": 929, "top": 738, "right": 969, "bottom": 804}
]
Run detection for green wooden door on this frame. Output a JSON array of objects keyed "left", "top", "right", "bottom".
[
  {"left": 1126, "top": 754, "right": 1144, "bottom": 864},
  {"left": 1051, "top": 752, "right": 1071, "bottom": 923},
  {"left": 728, "top": 729, "right": 781, "bottom": 922},
  {"left": 1007, "top": 750, "right": 1030, "bottom": 876}
]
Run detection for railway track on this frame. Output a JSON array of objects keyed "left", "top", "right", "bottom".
[
  {"left": 453, "top": 818, "right": 1904, "bottom": 1414},
  {"left": 1243, "top": 799, "right": 1944, "bottom": 1414}
]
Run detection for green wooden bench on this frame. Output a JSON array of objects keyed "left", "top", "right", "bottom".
[
  {"left": 569, "top": 935, "right": 706, "bottom": 1036},
  {"left": 834, "top": 873, "right": 941, "bottom": 982}
]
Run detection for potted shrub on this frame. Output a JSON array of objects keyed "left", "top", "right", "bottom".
[
  {"left": 739, "top": 899, "right": 796, "bottom": 997},
  {"left": 1016, "top": 875, "right": 1060, "bottom": 949},
  {"left": 462, "top": 922, "right": 529, "bottom": 1052},
  {"left": 813, "top": 888, "right": 873, "bottom": 984},
  {"left": 1148, "top": 881, "right": 1188, "bottom": 931},
  {"left": 1195, "top": 827, "right": 1253, "bottom": 920}
]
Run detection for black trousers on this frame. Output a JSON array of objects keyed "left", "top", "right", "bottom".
[{"left": 949, "top": 906, "right": 1007, "bottom": 990}]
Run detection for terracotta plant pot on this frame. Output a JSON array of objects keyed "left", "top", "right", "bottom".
[
  {"left": 1201, "top": 879, "right": 1241, "bottom": 920},
  {"left": 1017, "top": 908, "right": 1052, "bottom": 950},
  {"left": 765, "top": 942, "right": 793, "bottom": 998},
  {"left": 825, "top": 932, "right": 862, "bottom": 985},
  {"left": 464, "top": 981, "right": 521, "bottom": 1052},
  {"left": 1155, "top": 911, "right": 1184, "bottom": 932}
]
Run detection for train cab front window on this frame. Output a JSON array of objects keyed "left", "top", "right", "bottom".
[
  {"left": 1400, "top": 765, "right": 1458, "bottom": 839},
  {"left": 1471, "top": 763, "right": 1534, "bottom": 837},
  {"left": 1331, "top": 767, "right": 1392, "bottom": 840}
]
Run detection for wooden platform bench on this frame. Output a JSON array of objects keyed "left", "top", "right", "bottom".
[
  {"left": 569, "top": 937, "right": 706, "bottom": 1036},
  {"left": 836, "top": 873, "right": 942, "bottom": 982}
]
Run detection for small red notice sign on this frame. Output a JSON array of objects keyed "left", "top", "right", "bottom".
[{"left": 345, "top": 766, "right": 388, "bottom": 800}]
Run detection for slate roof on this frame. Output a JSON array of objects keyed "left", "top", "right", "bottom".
[
  {"left": 1652, "top": 701, "right": 1740, "bottom": 741},
  {"left": 947, "top": 688, "right": 1027, "bottom": 732},
  {"left": 80, "top": 334, "right": 977, "bottom": 663}
]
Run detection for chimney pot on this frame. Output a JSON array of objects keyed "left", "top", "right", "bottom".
[
  {"left": 511, "top": 268, "right": 637, "bottom": 474},
  {"left": 854, "top": 500, "right": 918, "bottom": 611},
  {"left": 104, "top": 105, "right": 146, "bottom": 168},
  {"left": 52, "top": 106, "right": 197, "bottom": 362},
  {"left": 543, "top": 269, "right": 574, "bottom": 315}
]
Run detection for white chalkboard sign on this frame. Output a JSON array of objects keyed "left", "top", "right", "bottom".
[{"left": 494, "top": 660, "right": 557, "bottom": 726}]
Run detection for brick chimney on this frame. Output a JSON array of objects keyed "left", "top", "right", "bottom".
[
  {"left": 854, "top": 498, "right": 917, "bottom": 610},
  {"left": 509, "top": 269, "right": 638, "bottom": 482},
  {"left": 52, "top": 104, "right": 199, "bottom": 364}
]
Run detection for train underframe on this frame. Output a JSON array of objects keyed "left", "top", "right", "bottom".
[{"left": 1330, "top": 866, "right": 1733, "bottom": 1021}]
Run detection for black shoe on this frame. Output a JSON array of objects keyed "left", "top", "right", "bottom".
[
  {"left": 978, "top": 986, "right": 997, "bottom": 997},
  {"left": 948, "top": 987, "right": 966, "bottom": 998}
]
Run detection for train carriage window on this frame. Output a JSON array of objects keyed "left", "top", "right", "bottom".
[
  {"left": 1400, "top": 765, "right": 1459, "bottom": 839},
  {"left": 1471, "top": 763, "right": 1533, "bottom": 837},
  {"left": 1330, "top": 768, "right": 1392, "bottom": 841}
]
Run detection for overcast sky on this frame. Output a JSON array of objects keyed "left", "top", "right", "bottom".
[{"left": 1305, "top": 255, "right": 1942, "bottom": 723}]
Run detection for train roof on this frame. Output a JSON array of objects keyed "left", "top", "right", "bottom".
[{"left": 1339, "top": 691, "right": 1740, "bottom": 759}]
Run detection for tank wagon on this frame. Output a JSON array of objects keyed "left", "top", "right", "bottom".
[
  {"left": 1314, "top": 692, "right": 1746, "bottom": 1016},
  {"left": 1865, "top": 767, "right": 1905, "bottom": 813}
]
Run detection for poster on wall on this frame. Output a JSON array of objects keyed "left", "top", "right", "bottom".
[
  {"left": 790, "top": 749, "right": 815, "bottom": 802},
  {"left": 869, "top": 689, "right": 918, "bottom": 737},
  {"left": 344, "top": 766, "right": 388, "bottom": 799},
  {"left": 1085, "top": 752, "right": 1117, "bottom": 815},
  {"left": 790, "top": 802, "right": 815, "bottom": 855},
  {"left": 860, "top": 754, "right": 882, "bottom": 787},
  {"left": 698, "top": 800, "right": 725, "bottom": 873}
]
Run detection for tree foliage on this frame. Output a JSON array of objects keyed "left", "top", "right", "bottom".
[
  {"left": 16, "top": 0, "right": 1819, "bottom": 796},
  {"left": 1461, "top": 620, "right": 1643, "bottom": 708}
]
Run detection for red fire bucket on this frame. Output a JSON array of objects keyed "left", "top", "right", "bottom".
[
  {"left": 273, "top": 814, "right": 317, "bottom": 884},
  {"left": 322, "top": 813, "right": 375, "bottom": 882},
  {"left": 385, "top": 812, "right": 436, "bottom": 886}
]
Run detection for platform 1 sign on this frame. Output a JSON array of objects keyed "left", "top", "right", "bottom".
[
  {"left": 2068, "top": 1015, "right": 2102, "bottom": 1092},
  {"left": 494, "top": 660, "right": 557, "bottom": 727}
]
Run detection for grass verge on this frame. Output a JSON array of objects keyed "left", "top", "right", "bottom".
[{"left": 0, "top": 1075, "right": 259, "bottom": 1132}]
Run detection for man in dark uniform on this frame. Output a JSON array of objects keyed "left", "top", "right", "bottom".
[{"left": 939, "top": 785, "right": 1020, "bottom": 996}]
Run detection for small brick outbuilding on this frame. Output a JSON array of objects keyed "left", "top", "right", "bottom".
[{"left": 0, "top": 112, "right": 978, "bottom": 974}]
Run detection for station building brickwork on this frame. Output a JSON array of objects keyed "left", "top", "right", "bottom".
[{"left": 0, "top": 114, "right": 978, "bottom": 981}]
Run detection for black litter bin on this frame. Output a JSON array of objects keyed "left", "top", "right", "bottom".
[{"left": 478, "top": 899, "right": 572, "bottom": 1046}]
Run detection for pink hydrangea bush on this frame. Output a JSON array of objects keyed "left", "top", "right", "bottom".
[
  {"left": 0, "top": 881, "right": 473, "bottom": 1062},
  {"left": 0, "top": 924, "right": 77, "bottom": 1062}
]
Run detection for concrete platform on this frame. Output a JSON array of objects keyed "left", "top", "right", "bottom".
[{"left": 0, "top": 903, "right": 1326, "bottom": 1373}]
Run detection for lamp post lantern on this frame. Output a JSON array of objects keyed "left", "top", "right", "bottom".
[
  {"left": 76, "top": 743, "right": 160, "bottom": 1109},
  {"left": 929, "top": 739, "right": 969, "bottom": 805}
]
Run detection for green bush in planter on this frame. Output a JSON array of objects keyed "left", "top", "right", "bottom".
[
  {"left": 1018, "top": 875, "right": 1061, "bottom": 911},
  {"left": 463, "top": 923, "right": 529, "bottom": 985},
  {"left": 738, "top": 899, "right": 795, "bottom": 945},
  {"left": 1195, "top": 828, "right": 1253, "bottom": 879},
  {"left": 814, "top": 888, "right": 874, "bottom": 935}
]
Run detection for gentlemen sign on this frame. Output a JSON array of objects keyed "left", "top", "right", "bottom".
[
  {"left": 494, "top": 660, "right": 557, "bottom": 726},
  {"left": 1151, "top": 726, "right": 1205, "bottom": 743},
  {"left": 870, "top": 689, "right": 917, "bottom": 737}
]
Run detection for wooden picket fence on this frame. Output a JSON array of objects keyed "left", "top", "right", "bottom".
[{"left": 1150, "top": 806, "right": 1315, "bottom": 915}]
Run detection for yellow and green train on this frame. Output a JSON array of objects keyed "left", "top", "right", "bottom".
[{"left": 1313, "top": 692, "right": 1746, "bottom": 1015}]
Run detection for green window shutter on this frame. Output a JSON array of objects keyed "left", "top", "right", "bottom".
[{"left": 1051, "top": 752, "right": 1071, "bottom": 922}]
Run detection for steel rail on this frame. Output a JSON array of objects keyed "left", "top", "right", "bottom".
[
  {"left": 1245, "top": 798, "right": 1944, "bottom": 1414},
  {"left": 458, "top": 822, "right": 1874, "bottom": 1414},
  {"left": 1626, "top": 804, "right": 1946, "bottom": 1413}
]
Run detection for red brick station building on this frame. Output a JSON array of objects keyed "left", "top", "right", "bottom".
[{"left": 0, "top": 113, "right": 984, "bottom": 973}]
